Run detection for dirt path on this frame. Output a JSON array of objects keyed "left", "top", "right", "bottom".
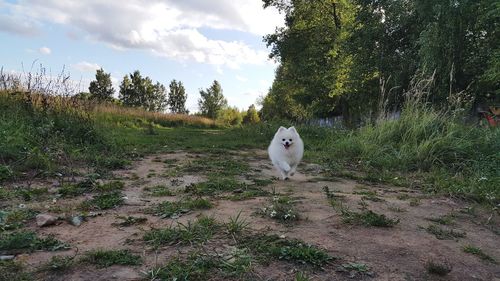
[{"left": 6, "top": 150, "right": 500, "bottom": 281}]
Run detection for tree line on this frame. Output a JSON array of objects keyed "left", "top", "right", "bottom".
[
  {"left": 260, "top": 0, "right": 499, "bottom": 123},
  {"left": 82, "top": 68, "right": 259, "bottom": 124}
]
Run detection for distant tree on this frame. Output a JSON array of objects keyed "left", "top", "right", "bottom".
[
  {"left": 89, "top": 68, "right": 115, "bottom": 101},
  {"left": 119, "top": 70, "right": 167, "bottom": 112},
  {"left": 198, "top": 80, "right": 227, "bottom": 119},
  {"left": 217, "top": 106, "right": 243, "bottom": 126},
  {"left": 242, "top": 104, "right": 260, "bottom": 124},
  {"left": 167, "top": 80, "right": 188, "bottom": 114}
]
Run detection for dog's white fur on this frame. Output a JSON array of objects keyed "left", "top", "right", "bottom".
[{"left": 268, "top": 126, "right": 304, "bottom": 180}]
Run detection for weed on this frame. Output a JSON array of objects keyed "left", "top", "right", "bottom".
[
  {"left": 144, "top": 216, "right": 219, "bottom": 247},
  {"left": 226, "top": 188, "right": 269, "bottom": 201},
  {"left": 150, "top": 198, "right": 212, "bottom": 218},
  {"left": 262, "top": 195, "right": 299, "bottom": 223},
  {"left": 295, "top": 272, "right": 310, "bottom": 281},
  {"left": 185, "top": 177, "right": 245, "bottom": 196},
  {"left": 226, "top": 211, "right": 250, "bottom": 235},
  {"left": 0, "top": 231, "right": 69, "bottom": 253},
  {"left": 80, "top": 191, "right": 124, "bottom": 210},
  {"left": 463, "top": 245, "right": 496, "bottom": 263},
  {"left": 113, "top": 216, "right": 147, "bottom": 227},
  {"left": 82, "top": 249, "right": 142, "bottom": 268},
  {"left": 253, "top": 178, "right": 274, "bottom": 187},
  {"left": 425, "top": 259, "right": 452, "bottom": 276},
  {"left": 96, "top": 181, "right": 125, "bottom": 192},
  {"left": 426, "top": 214, "right": 455, "bottom": 225},
  {"left": 0, "top": 208, "right": 37, "bottom": 231},
  {"left": 425, "top": 224, "right": 466, "bottom": 240},
  {"left": 387, "top": 205, "right": 407, "bottom": 212},
  {"left": 183, "top": 155, "right": 249, "bottom": 176},
  {"left": 42, "top": 255, "right": 75, "bottom": 272},
  {"left": 14, "top": 187, "right": 49, "bottom": 201},
  {"left": 337, "top": 205, "right": 399, "bottom": 227},
  {"left": 241, "top": 234, "right": 332, "bottom": 267},
  {"left": 0, "top": 260, "right": 32, "bottom": 281},
  {"left": 144, "top": 185, "right": 175, "bottom": 197},
  {"left": 409, "top": 197, "right": 421, "bottom": 206},
  {"left": 341, "top": 262, "right": 370, "bottom": 273}
]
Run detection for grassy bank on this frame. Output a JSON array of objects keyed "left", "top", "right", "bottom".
[{"left": 1, "top": 90, "right": 497, "bottom": 203}]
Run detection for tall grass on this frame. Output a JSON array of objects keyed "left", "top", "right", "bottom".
[{"left": 320, "top": 75, "right": 499, "bottom": 203}]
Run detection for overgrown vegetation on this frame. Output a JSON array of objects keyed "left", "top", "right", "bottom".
[
  {"left": 81, "top": 249, "right": 142, "bottom": 268},
  {"left": 0, "top": 231, "right": 69, "bottom": 253},
  {"left": 462, "top": 245, "right": 497, "bottom": 263},
  {"left": 150, "top": 198, "right": 212, "bottom": 218}
]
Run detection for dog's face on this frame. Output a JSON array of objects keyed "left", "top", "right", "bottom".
[{"left": 274, "top": 126, "right": 299, "bottom": 150}]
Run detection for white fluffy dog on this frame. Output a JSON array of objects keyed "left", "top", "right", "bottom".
[{"left": 268, "top": 126, "right": 304, "bottom": 180}]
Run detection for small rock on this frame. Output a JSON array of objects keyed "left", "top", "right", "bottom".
[
  {"left": 0, "top": 255, "right": 15, "bottom": 261},
  {"left": 52, "top": 180, "right": 61, "bottom": 187},
  {"left": 70, "top": 216, "right": 84, "bottom": 226},
  {"left": 232, "top": 189, "right": 243, "bottom": 194},
  {"left": 36, "top": 214, "right": 57, "bottom": 227},
  {"left": 18, "top": 204, "right": 26, "bottom": 209}
]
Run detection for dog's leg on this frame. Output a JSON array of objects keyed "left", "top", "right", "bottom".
[
  {"left": 278, "top": 161, "right": 291, "bottom": 173},
  {"left": 289, "top": 164, "right": 297, "bottom": 177}
]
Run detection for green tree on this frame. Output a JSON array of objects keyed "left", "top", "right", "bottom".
[
  {"left": 167, "top": 80, "right": 188, "bottom": 114},
  {"left": 119, "top": 70, "right": 166, "bottom": 112},
  {"left": 242, "top": 104, "right": 260, "bottom": 124},
  {"left": 198, "top": 80, "right": 227, "bottom": 119},
  {"left": 89, "top": 68, "right": 115, "bottom": 101},
  {"left": 217, "top": 106, "right": 243, "bottom": 126}
]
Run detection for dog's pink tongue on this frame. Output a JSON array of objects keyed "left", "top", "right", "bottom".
[{"left": 284, "top": 144, "right": 290, "bottom": 149}]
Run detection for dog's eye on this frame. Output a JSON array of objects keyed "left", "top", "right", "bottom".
[
  {"left": 282, "top": 139, "right": 285, "bottom": 141},
  {"left": 289, "top": 139, "right": 292, "bottom": 141}
]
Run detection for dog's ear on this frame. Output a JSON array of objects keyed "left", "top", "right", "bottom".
[
  {"left": 288, "top": 126, "right": 297, "bottom": 133},
  {"left": 278, "top": 126, "right": 286, "bottom": 132}
]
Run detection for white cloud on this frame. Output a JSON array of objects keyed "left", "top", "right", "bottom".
[
  {"left": 39, "top": 46, "right": 51, "bottom": 55},
  {"left": 1, "top": 0, "right": 284, "bottom": 68},
  {"left": 236, "top": 75, "right": 248, "bottom": 82},
  {"left": 72, "top": 61, "right": 100, "bottom": 72}
]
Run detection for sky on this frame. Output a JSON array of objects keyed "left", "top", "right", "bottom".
[{"left": 0, "top": 0, "right": 284, "bottom": 112}]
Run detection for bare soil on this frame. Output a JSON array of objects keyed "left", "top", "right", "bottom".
[{"left": 4, "top": 150, "right": 500, "bottom": 281}]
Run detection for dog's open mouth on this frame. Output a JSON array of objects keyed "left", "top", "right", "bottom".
[{"left": 284, "top": 143, "right": 291, "bottom": 149}]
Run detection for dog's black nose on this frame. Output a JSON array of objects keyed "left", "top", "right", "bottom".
[{"left": 285, "top": 141, "right": 289, "bottom": 145}]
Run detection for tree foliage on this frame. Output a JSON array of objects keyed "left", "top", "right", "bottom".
[
  {"left": 89, "top": 68, "right": 115, "bottom": 101},
  {"left": 198, "top": 80, "right": 227, "bottom": 119},
  {"left": 261, "top": 0, "right": 499, "bottom": 122},
  {"left": 167, "top": 80, "right": 188, "bottom": 114},
  {"left": 119, "top": 70, "right": 167, "bottom": 112},
  {"left": 243, "top": 104, "right": 260, "bottom": 124}
]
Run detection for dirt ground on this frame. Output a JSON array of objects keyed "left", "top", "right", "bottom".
[{"left": 5, "top": 150, "right": 500, "bottom": 281}]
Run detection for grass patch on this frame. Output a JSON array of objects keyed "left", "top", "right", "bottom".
[
  {"left": 42, "top": 255, "right": 76, "bottom": 272},
  {"left": 226, "top": 188, "right": 269, "bottom": 201},
  {"left": 150, "top": 198, "right": 212, "bottom": 219},
  {"left": 225, "top": 211, "right": 250, "bottom": 235},
  {"left": 0, "top": 231, "right": 69, "bottom": 253},
  {"left": 240, "top": 234, "right": 332, "bottom": 267},
  {"left": 144, "top": 184, "right": 175, "bottom": 197},
  {"left": 0, "top": 260, "right": 32, "bottom": 281},
  {"left": 425, "top": 224, "right": 466, "bottom": 240},
  {"left": 261, "top": 195, "right": 299, "bottom": 224},
  {"left": 337, "top": 205, "right": 399, "bottom": 227},
  {"left": 96, "top": 181, "right": 125, "bottom": 192},
  {"left": 185, "top": 177, "right": 245, "bottom": 196},
  {"left": 463, "top": 245, "right": 496, "bottom": 263},
  {"left": 0, "top": 208, "right": 37, "bottom": 231},
  {"left": 14, "top": 187, "right": 49, "bottom": 201},
  {"left": 113, "top": 216, "right": 147, "bottom": 227},
  {"left": 425, "top": 259, "right": 452, "bottom": 276},
  {"left": 144, "top": 216, "right": 219, "bottom": 247},
  {"left": 182, "top": 155, "right": 249, "bottom": 176},
  {"left": 426, "top": 213, "right": 455, "bottom": 225},
  {"left": 80, "top": 191, "right": 124, "bottom": 210},
  {"left": 81, "top": 249, "right": 142, "bottom": 268},
  {"left": 149, "top": 249, "right": 252, "bottom": 281}
]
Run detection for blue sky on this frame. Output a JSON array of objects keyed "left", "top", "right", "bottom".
[{"left": 0, "top": 0, "right": 283, "bottom": 112}]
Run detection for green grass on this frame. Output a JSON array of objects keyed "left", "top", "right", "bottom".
[
  {"left": 225, "top": 211, "right": 250, "bottom": 235},
  {"left": 0, "top": 208, "right": 37, "bottom": 231},
  {"left": 80, "top": 191, "right": 124, "bottom": 210},
  {"left": 261, "top": 195, "right": 299, "bottom": 224},
  {"left": 42, "top": 255, "right": 76, "bottom": 272},
  {"left": 96, "top": 181, "right": 125, "bottom": 192},
  {"left": 425, "top": 224, "right": 466, "bottom": 240},
  {"left": 144, "top": 184, "right": 175, "bottom": 196},
  {"left": 240, "top": 234, "right": 332, "bottom": 267},
  {"left": 463, "top": 245, "right": 496, "bottom": 263},
  {"left": 0, "top": 231, "right": 69, "bottom": 253},
  {"left": 426, "top": 213, "right": 455, "bottom": 225},
  {"left": 185, "top": 177, "right": 245, "bottom": 195},
  {"left": 425, "top": 259, "right": 452, "bottom": 276},
  {"left": 81, "top": 249, "right": 142, "bottom": 268},
  {"left": 150, "top": 198, "right": 212, "bottom": 218},
  {"left": 113, "top": 216, "right": 147, "bottom": 227},
  {"left": 337, "top": 205, "right": 399, "bottom": 227},
  {"left": 149, "top": 249, "right": 252, "bottom": 281},
  {"left": 182, "top": 154, "right": 250, "bottom": 176},
  {"left": 0, "top": 261, "right": 32, "bottom": 281},
  {"left": 144, "top": 216, "right": 219, "bottom": 247}
]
